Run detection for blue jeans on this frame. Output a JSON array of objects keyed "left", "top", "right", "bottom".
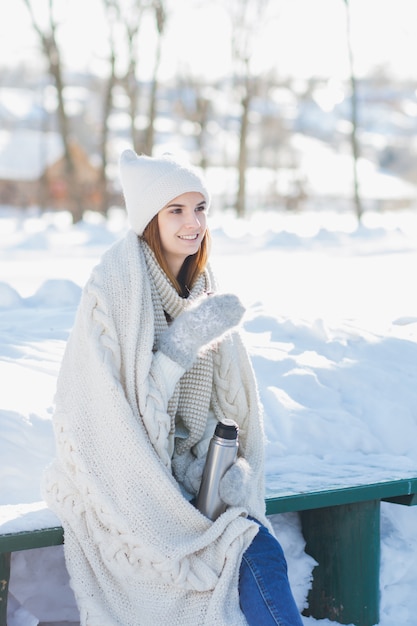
[{"left": 239, "top": 519, "right": 304, "bottom": 626}]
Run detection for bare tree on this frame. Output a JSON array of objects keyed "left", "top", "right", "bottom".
[
  {"left": 193, "top": 92, "right": 212, "bottom": 170},
  {"left": 143, "top": 0, "right": 167, "bottom": 155},
  {"left": 21, "top": 0, "right": 84, "bottom": 222},
  {"left": 343, "top": 0, "right": 363, "bottom": 221},
  {"left": 174, "top": 75, "right": 213, "bottom": 170},
  {"left": 97, "top": 0, "right": 166, "bottom": 213},
  {"left": 99, "top": 0, "right": 120, "bottom": 213},
  {"left": 117, "top": 0, "right": 146, "bottom": 153},
  {"left": 228, "top": 0, "right": 270, "bottom": 217}
]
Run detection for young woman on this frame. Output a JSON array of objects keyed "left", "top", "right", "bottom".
[{"left": 43, "top": 150, "right": 303, "bottom": 626}]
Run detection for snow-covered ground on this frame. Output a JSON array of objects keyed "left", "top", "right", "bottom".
[{"left": 1, "top": 204, "right": 417, "bottom": 625}]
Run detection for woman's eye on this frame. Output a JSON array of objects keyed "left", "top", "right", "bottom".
[{"left": 196, "top": 205, "right": 206, "bottom": 212}]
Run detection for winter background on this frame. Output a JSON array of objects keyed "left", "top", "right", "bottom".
[{"left": 1, "top": 194, "right": 417, "bottom": 626}]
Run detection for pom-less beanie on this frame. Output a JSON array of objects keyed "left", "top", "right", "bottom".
[{"left": 119, "top": 150, "right": 211, "bottom": 235}]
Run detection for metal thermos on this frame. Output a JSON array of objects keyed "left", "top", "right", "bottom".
[{"left": 196, "top": 419, "right": 239, "bottom": 520}]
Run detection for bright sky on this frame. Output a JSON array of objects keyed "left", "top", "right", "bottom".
[{"left": 0, "top": 0, "right": 416, "bottom": 81}]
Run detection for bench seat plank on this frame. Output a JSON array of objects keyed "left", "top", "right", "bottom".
[
  {"left": 265, "top": 476, "right": 417, "bottom": 514},
  {"left": 0, "top": 527, "right": 64, "bottom": 553}
]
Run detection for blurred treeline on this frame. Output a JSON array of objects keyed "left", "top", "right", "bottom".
[{"left": 1, "top": 0, "right": 416, "bottom": 222}]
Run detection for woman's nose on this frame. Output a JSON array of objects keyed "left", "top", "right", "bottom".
[{"left": 185, "top": 211, "right": 201, "bottom": 227}]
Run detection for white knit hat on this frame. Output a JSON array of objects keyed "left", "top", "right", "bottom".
[{"left": 119, "top": 150, "right": 211, "bottom": 235}]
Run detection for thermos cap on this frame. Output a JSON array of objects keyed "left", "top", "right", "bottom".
[{"left": 214, "top": 419, "right": 239, "bottom": 440}]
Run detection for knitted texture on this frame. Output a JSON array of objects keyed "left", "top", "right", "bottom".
[
  {"left": 219, "top": 457, "right": 252, "bottom": 507},
  {"left": 120, "top": 150, "right": 211, "bottom": 235},
  {"left": 142, "top": 241, "right": 215, "bottom": 454},
  {"left": 158, "top": 293, "right": 245, "bottom": 370},
  {"left": 43, "top": 230, "right": 268, "bottom": 626}
]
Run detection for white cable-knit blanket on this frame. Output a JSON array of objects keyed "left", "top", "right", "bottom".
[{"left": 43, "top": 230, "right": 268, "bottom": 626}]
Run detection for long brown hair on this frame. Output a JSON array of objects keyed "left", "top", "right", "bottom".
[{"left": 142, "top": 214, "right": 211, "bottom": 297}]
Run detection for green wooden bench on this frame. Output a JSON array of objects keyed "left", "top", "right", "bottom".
[
  {"left": 265, "top": 472, "right": 417, "bottom": 626},
  {"left": 2, "top": 463, "right": 417, "bottom": 626}
]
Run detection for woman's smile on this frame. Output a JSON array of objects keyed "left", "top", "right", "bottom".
[{"left": 178, "top": 233, "right": 199, "bottom": 240}]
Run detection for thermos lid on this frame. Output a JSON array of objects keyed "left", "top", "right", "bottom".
[{"left": 214, "top": 419, "right": 239, "bottom": 440}]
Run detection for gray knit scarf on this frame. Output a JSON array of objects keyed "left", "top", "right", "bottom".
[{"left": 142, "top": 241, "right": 214, "bottom": 455}]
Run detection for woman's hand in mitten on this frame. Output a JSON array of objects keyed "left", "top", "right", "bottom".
[
  {"left": 157, "top": 293, "right": 245, "bottom": 370},
  {"left": 218, "top": 457, "right": 252, "bottom": 507},
  {"left": 171, "top": 451, "right": 206, "bottom": 496},
  {"left": 183, "top": 456, "right": 206, "bottom": 495}
]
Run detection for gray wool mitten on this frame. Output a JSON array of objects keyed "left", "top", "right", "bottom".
[
  {"left": 171, "top": 451, "right": 206, "bottom": 496},
  {"left": 158, "top": 293, "right": 245, "bottom": 370},
  {"left": 184, "top": 456, "right": 206, "bottom": 495},
  {"left": 218, "top": 457, "right": 252, "bottom": 507}
]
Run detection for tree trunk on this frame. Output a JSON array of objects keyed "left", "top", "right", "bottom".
[
  {"left": 50, "top": 48, "right": 83, "bottom": 222},
  {"left": 228, "top": 0, "right": 269, "bottom": 218},
  {"left": 236, "top": 88, "right": 250, "bottom": 218},
  {"left": 144, "top": 0, "right": 166, "bottom": 155},
  {"left": 344, "top": 0, "right": 363, "bottom": 221},
  {"left": 98, "top": 66, "right": 116, "bottom": 215},
  {"left": 22, "top": 0, "right": 83, "bottom": 222}
]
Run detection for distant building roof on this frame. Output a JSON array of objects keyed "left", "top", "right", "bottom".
[{"left": 0, "top": 129, "right": 64, "bottom": 181}]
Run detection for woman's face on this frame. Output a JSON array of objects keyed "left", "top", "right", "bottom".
[{"left": 157, "top": 191, "right": 207, "bottom": 277}]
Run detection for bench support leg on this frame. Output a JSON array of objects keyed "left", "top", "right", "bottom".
[
  {"left": 301, "top": 499, "right": 380, "bottom": 626},
  {"left": 0, "top": 552, "right": 11, "bottom": 626}
]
